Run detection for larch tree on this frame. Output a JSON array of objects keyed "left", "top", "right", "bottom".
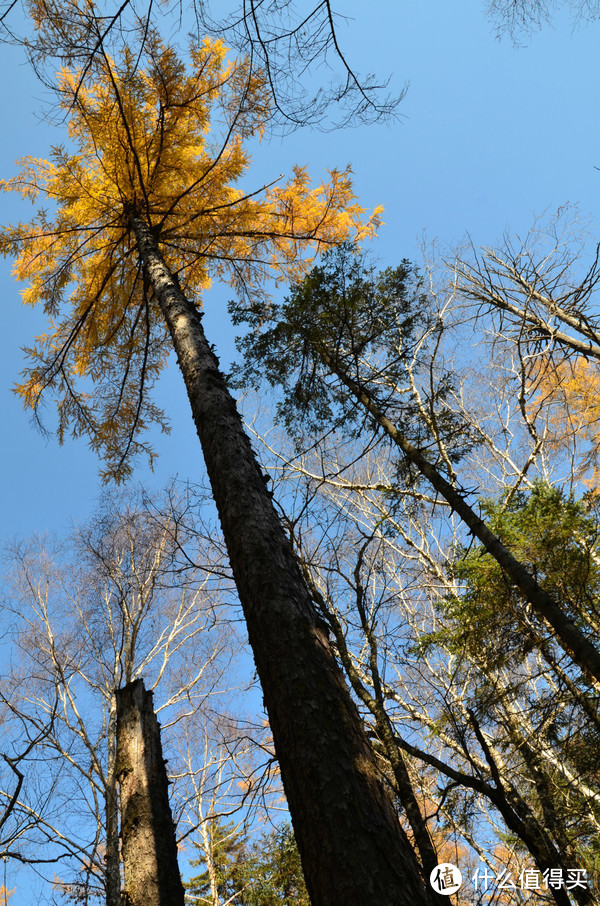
[
  {"left": 0, "top": 31, "right": 431, "bottom": 905},
  {"left": 5, "top": 0, "right": 595, "bottom": 128},
  {"left": 5, "top": 0, "right": 402, "bottom": 131},
  {"left": 524, "top": 355, "right": 600, "bottom": 489}
]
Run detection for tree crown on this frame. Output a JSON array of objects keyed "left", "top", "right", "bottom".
[
  {"left": 230, "top": 243, "right": 472, "bottom": 478},
  {"left": 0, "top": 32, "right": 380, "bottom": 480}
]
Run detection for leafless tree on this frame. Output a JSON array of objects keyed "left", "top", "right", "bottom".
[
  {"left": 0, "top": 485, "right": 249, "bottom": 905},
  {"left": 244, "top": 422, "right": 600, "bottom": 904},
  {"left": 1, "top": 0, "right": 402, "bottom": 130},
  {"left": 452, "top": 211, "right": 600, "bottom": 368},
  {"left": 487, "top": 0, "right": 600, "bottom": 39}
]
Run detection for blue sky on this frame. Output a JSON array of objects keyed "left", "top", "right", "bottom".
[{"left": 0, "top": 3, "right": 599, "bottom": 898}]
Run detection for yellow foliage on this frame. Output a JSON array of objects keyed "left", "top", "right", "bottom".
[
  {"left": 0, "top": 31, "right": 381, "bottom": 480},
  {"left": 531, "top": 356, "right": 600, "bottom": 490}
]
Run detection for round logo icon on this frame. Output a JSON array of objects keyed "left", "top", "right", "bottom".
[{"left": 429, "top": 862, "right": 463, "bottom": 895}]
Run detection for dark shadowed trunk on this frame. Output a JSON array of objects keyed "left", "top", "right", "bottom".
[
  {"left": 116, "top": 678, "right": 185, "bottom": 906},
  {"left": 130, "top": 213, "right": 430, "bottom": 905},
  {"left": 298, "top": 555, "right": 445, "bottom": 904}
]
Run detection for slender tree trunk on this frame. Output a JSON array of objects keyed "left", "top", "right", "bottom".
[
  {"left": 318, "top": 346, "right": 600, "bottom": 688},
  {"left": 518, "top": 746, "right": 592, "bottom": 906},
  {"left": 201, "top": 819, "right": 220, "bottom": 906},
  {"left": 392, "top": 725, "right": 581, "bottom": 906},
  {"left": 491, "top": 787, "right": 576, "bottom": 906},
  {"left": 466, "top": 710, "right": 574, "bottom": 906},
  {"left": 116, "top": 678, "right": 185, "bottom": 906},
  {"left": 498, "top": 705, "right": 594, "bottom": 906},
  {"left": 130, "top": 213, "right": 430, "bottom": 906},
  {"left": 105, "top": 693, "right": 121, "bottom": 906}
]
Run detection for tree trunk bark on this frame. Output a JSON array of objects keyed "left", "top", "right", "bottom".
[
  {"left": 105, "top": 693, "right": 122, "bottom": 906},
  {"left": 202, "top": 820, "right": 220, "bottom": 906},
  {"left": 299, "top": 559, "right": 443, "bottom": 905},
  {"left": 130, "top": 213, "right": 430, "bottom": 906},
  {"left": 116, "top": 678, "right": 185, "bottom": 906}
]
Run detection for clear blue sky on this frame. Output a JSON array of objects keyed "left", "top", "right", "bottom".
[{"left": 0, "top": 3, "right": 598, "bottom": 897}]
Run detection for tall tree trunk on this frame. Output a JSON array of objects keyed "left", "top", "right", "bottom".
[
  {"left": 116, "top": 678, "right": 185, "bottom": 906},
  {"left": 298, "top": 557, "right": 443, "bottom": 905},
  {"left": 130, "top": 213, "right": 429, "bottom": 906},
  {"left": 498, "top": 703, "right": 594, "bottom": 906}
]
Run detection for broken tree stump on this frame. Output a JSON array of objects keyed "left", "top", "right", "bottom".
[{"left": 116, "top": 678, "right": 185, "bottom": 906}]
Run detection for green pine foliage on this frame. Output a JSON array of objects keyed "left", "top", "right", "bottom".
[
  {"left": 418, "top": 481, "right": 600, "bottom": 880},
  {"left": 185, "top": 820, "right": 250, "bottom": 904},
  {"left": 425, "top": 481, "right": 600, "bottom": 668},
  {"left": 184, "top": 819, "right": 309, "bottom": 905},
  {"left": 229, "top": 243, "right": 471, "bottom": 475}
]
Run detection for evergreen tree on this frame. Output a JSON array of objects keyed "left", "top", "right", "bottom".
[
  {"left": 185, "top": 820, "right": 253, "bottom": 905},
  {"left": 185, "top": 820, "right": 309, "bottom": 906},
  {"left": 231, "top": 244, "right": 600, "bottom": 687}
]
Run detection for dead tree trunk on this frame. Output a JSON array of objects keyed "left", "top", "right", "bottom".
[{"left": 116, "top": 678, "right": 185, "bottom": 906}]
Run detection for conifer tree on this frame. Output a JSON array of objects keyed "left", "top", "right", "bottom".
[
  {"left": 185, "top": 819, "right": 310, "bottom": 906},
  {"left": 231, "top": 244, "right": 600, "bottom": 688},
  {"left": 0, "top": 32, "right": 429, "bottom": 905}
]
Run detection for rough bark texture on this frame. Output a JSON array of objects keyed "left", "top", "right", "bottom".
[
  {"left": 130, "top": 214, "right": 430, "bottom": 906},
  {"left": 116, "top": 678, "right": 185, "bottom": 906},
  {"left": 300, "top": 562, "right": 443, "bottom": 905}
]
